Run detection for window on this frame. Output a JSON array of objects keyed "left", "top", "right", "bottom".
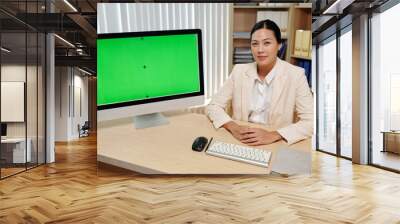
[
  {"left": 317, "top": 36, "right": 337, "bottom": 154},
  {"left": 339, "top": 28, "right": 352, "bottom": 158},
  {"left": 390, "top": 74, "right": 400, "bottom": 130},
  {"left": 371, "top": 2, "right": 400, "bottom": 171},
  {"left": 0, "top": 1, "right": 47, "bottom": 179}
]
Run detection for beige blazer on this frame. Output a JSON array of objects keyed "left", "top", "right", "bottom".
[{"left": 206, "top": 58, "right": 314, "bottom": 145}]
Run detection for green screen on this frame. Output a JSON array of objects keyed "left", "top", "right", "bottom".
[{"left": 97, "top": 33, "right": 201, "bottom": 107}]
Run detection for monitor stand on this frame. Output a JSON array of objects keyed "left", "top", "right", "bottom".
[{"left": 133, "top": 113, "right": 169, "bottom": 129}]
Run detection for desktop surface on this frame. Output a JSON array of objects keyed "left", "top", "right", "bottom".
[{"left": 97, "top": 112, "right": 311, "bottom": 175}]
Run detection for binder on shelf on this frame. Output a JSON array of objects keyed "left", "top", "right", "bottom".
[
  {"left": 280, "top": 11, "right": 288, "bottom": 37},
  {"left": 294, "top": 30, "right": 303, "bottom": 56},
  {"left": 308, "top": 34, "right": 312, "bottom": 57},
  {"left": 294, "top": 29, "right": 311, "bottom": 58},
  {"left": 297, "top": 59, "right": 312, "bottom": 87},
  {"left": 256, "top": 11, "right": 288, "bottom": 39},
  {"left": 300, "top": 30, "right": 311, "bottom": 57}
]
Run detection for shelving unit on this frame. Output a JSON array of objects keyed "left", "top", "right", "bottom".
[
  {"left": 291, "top": 54, "right": 312, "bottom": 61},
  {"left": 231, "top": 3, "right": 312, "bottom": 69},
  {"left": 287, "top": 5, "right": 312, "bottom": 65}
]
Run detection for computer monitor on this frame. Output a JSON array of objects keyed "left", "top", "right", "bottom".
[
  {"left": 97, "top": 29, "right": 204, "bottom": 128},
  {"left": 1, "top": 123, "right": 7, "bottom": 138}
]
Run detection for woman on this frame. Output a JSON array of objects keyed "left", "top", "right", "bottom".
[{"left": 206, "top": 19, "right": 313, "bottom": 146}]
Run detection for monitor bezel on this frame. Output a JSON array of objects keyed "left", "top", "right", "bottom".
[{"left": 97, "top": 29, "right": 204, "bottom": 111}]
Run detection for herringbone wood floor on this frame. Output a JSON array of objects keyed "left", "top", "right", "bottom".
[{"left": 1, "top": 135, "right": 400, "bottom": 224}]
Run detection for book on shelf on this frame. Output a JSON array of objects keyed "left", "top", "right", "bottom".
[
  {"left": 280, "top": 11, "right": 288, "bottom": 36},
  {"left": 256, "top": 11, "right": 288, "bottom": 38},
  {"left": 234, "top": 59, "right": 254, "bottom": 64},
  {"left": 233, "top": 32, "right": 251, "bottom": 39},
  {"left": 300, "top": 30, "right": 311, "bottom": 57},
  {"left": 258, "top": 3, "right": 291, "bottom": 8},
  {"left": 296, "top": 3, "right": 312, "bottom": 8},
  {"left": 233, "top": 42, "right": 286, "bottom": 63},
  {"left": 234, "top": 55, "right": 254, "bottom": 59},
  {"left": 233, "top": 47, "right": 253, "bottom": 64},
  {"left": 234, "top": 47, "right": 252, "bottom": 55},
  {"left": 278, "top": 41, "right": 287, "bottom": 60},
  {"left": 234, "top": 3, "right": 258, "bottom": 6}
]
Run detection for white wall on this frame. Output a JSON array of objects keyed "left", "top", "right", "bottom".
[
  {"left": 72, "top": 74, "right": 89, "bottom": 138},
  {"left": 55, "top": 67, "right": 89, "bottom": 141},
  {"left": 74, "top": 74, "right": 89, "bottom": 122},
  {"left": 1, "top": 65, "right": 35, "bottom": 137},
  {"left": 1, "top": 82, "right": 25, "bottom": 122},
  {"left": 1, "top": 64, "right": 26, "bottom": 81},
  {"left": 55, "top": 67, "right": 70, "bottom": 141},
  {"left": 1, "top": 63, "right": 46, "bottom": 163}
]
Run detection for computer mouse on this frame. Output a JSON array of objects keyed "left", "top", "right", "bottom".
[{"left": 192, "top": 136, "right": 208, "bottom": 152}]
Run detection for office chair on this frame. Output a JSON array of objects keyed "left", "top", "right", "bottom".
[{"left": 79, "top": 121, "right": 90, "bottom": 138}]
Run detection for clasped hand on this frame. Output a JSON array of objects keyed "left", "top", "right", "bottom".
[{"left": 225, "top": 122, "right": 282, "bottom": 146}]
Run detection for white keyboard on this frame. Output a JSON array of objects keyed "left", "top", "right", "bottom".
[{"left": 205, "top": 140, "right": 271, "bottom": 168}]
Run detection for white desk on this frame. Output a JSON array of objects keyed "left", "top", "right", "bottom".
[
  {"left": 98, "top": 112, "right": 311, "bottom": 175},
  {"left": 1, "top": 138, "right": 31, "bottom": 163}
]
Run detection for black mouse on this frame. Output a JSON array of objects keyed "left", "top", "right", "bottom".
[{"left": 192, "top": 136, "right": 208, "bottom": 152}]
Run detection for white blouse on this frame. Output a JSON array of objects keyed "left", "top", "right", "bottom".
[{"left": 248, "top": 65, "right": 278, "bottom": 124}]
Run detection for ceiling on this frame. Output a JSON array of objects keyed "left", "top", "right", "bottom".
[
  {"left": 311, "top": 0, "right": 390, "bottom": 43},
  {"left": 0, "top": 0, "right": 99, "bottom": 73},
  {"left": 1, "top": 0, "right": 393, "bottom": 74}
]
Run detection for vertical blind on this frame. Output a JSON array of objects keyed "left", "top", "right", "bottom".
[{"left": 97, "top": 3, "right": 231, "bottom": 101}]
